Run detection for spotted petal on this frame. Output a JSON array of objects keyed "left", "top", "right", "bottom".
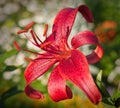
[
  {"left": 59, "top": 49, "right": 101, "bottom": 104},
  {"left": 48, "top": 66, "right": 72, "bottom": 102},
  {"left": 71, "top": 30, "right": 103, "bottom": 64},
  {"left": 45, "top": 5, "right": 93, "bottom": 47},
  {"left": 24, "top": 53, "right": 56, "bottom": 99}
]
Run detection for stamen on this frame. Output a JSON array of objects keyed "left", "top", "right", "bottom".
[
  {"left": 17, "top": 29, "right": 28, "bottom": 34},
  {"left": 24, "top": 57, "right": 34, "bottom": 62},
  {"left": 25, "top": 21, "right": 34, "bottom": 30},
  {"left": 14, "top": 41, "right": 21, "bottom": 51},
  {"left": 39, "top": 43, "right": 61, "bottom": 55},
  {"left": 30, "top": 30, "right": 43, "bottom": 43},
  {"left": 23, "top": 49, "right": 40, "bottom": 55},
  {"left": 24, "top": 33, "right": 38, "bottom": 46},
  {"left": 30, "top": 30, "right": 40, "bottom": 46},
  {"left": 40, "top": 41, "right": 52, "bottom": 49},
  {"left": 17, "top": 22, "right": 34, "bottom": 34},
  {"left": 47, "top": 45, "right": 61, "bottom": 54},
  {"left": 14, "top": 40, "right": 40, "bottom": 55},
  {"left": 43, "top": 24, "right": 48, "bottom": 37},
  {"left": 34, "top": 56, "right": 55, "bottom": 60}
]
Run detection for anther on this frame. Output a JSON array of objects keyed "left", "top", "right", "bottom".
[
  {"left": 17, "top": 29, "right": 28, "bottom": 34},
  {"left": 25, "top": 21, "right": 34, "bottom": 30},
  {"left": 43, "top": 24, "right": 48, "bottom": 37},
  {"left": 17, "top": 21, "right": 34, "bottom": 34},
  {"left": 24, "top": 57, "right": 34, "bottom": 62},
  {"left": 14, "top": 41, "right": 21, "bottom": 51}
]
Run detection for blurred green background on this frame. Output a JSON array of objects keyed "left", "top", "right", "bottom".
[{"left": 0, "top": 0, "right": 120, "bottom": 108}]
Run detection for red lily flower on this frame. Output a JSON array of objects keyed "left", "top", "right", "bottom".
[{"left": 15, "top": 5, "right": 103, "bottom": 104}]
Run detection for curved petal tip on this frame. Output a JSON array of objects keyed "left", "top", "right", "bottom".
[
  {"left": 25, "top": 85, "right": 44, "bottom": 99},
  {"left": 48, "top": 66, "right": 72, "bottom": 102},
  {"left": 78, "top": 5, "right": 94, "bottom": 22}
]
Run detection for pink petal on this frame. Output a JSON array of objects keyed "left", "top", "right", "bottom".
[
  {"left": 24, "top": 53, "right": 56, "bottom": 99},
  {"left": 59, "top": 49, "right": 101, "bottom": 104},
  {"left": 48, "top": 66, "right": 72, "bottom": 102},
  {"left": 78, "top": 5, "right": 94, "bottom": 22},
  {"left": 86, "top": 45, "right": 103, "bottom": 64},
  {"left": 71, "top": 30, "right": 103, "bottom": 64},
  {"left": 46, "top": 5, "right": 93, "bottom": 46},
  {"left": 71, "top": 31, "right": 98, "bottom": 48},
  {"left": 25, "top": 85, "right": 44, "bottom": 99}
]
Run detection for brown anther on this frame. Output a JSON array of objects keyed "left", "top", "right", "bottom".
[
  {"left": 43, "top": 24, "right": 48, "bottom": 36},
  {"left": 17, "top": 29, "right": 28, "bottom": 34},
  {"left": 14, "top": 41, "right": 21, "bottom": 51},
  {"left": 24, "top": 57, "right": 34, "bottom": 62},
  {"left": 25, "top": 21, "right": 35, "bottom": 30},
  {"left": 17, "top": 22, "right": 34, "bottom": 34}
]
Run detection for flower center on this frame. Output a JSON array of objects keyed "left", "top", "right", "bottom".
[
  {"left": 55, "top": 44, "right": 71, "bottom": 60},
  {"left": 54, "top": 50, "right": 71, "bottom": 60}
]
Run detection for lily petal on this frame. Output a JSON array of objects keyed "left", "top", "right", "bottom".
[
  {"left": 24, "top": 53, "right": 56, "bottom": 99},
  {"left": 71, "top": 30, "right": 103, "bottom": 64},
  {"left": 59, "top": 49, "right": 101, "bottom": 104},
  {"left": 48, "top": 66, "right": 72, "bottom": 102},
  {"left": 78, "top": 5, "right": 93, "bottom": 22},
  {"left": 46, "top": 5, "right": 93, "bottom": 46},
  {"left": 25, "top": 85, "right": 44, "bottom": 99},
  {"left": 87, "top": 45, "right": 103, "bottom": 64}
]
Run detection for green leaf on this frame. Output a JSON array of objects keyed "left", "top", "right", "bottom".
[
  {"left": 96, "top": 70, "right": 102, "bottom": 81},
  {"left": 4, "top": 65, "right": 18, "bottom": 72},
  {"left": 112, "top": 91, "right": 120, "bottom": 100},
  {"left": 96, "top": 70, "right": 110, "bottom": 98},
  {"left": 0, "top": 49, "right": 18, "bottom": 64},
  {"left": 0, "top": 63, "right": 6, "bottom": 72},
  {"left": 1, "top": 86, "right": 23, "bottom": 101},
  {"left": 96, "top": 80, "right": 110, "bottom": 98},
  {"left": 111, "top": 91, "right": 120, "bottom": 107},
  {"left": 102, "top": 97, "right": 114, "bottom": 106},
  {"left": 115, "top": 97, "right": 120, "bottom": 108},
  {"left": 0, "top": 64, "right": 20, "bottom": 73}
]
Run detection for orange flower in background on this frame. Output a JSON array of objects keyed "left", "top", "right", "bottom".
[{"left": 94, "top": 20, "right": 117, "bottom": 43}]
